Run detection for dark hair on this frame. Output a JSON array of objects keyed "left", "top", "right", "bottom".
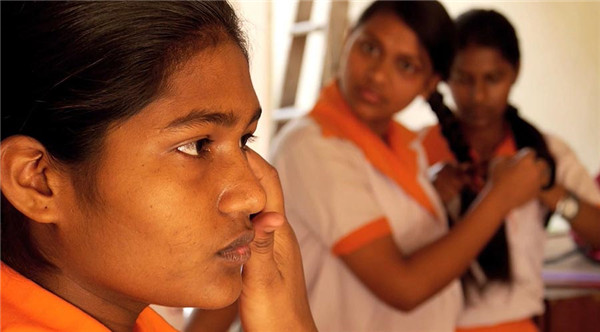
[
  {"left": 355, "top": 0, "right": 455, "bottom": 80},
  {"left": 455, "top": 9, "right": 520, "bottom": 68},
  {"left": 1, "top": 1, "right": 247, "bottom": 278},
  {"left": 430, "top": 9, "right": 557, "bottom": 288}
]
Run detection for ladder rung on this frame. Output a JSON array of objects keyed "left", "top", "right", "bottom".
[
  {"left": 272, "top": 106, "right": 310, "bottom": 121},
  {"left": 290, "top": 21, "right": 325, "bottom": 36}
]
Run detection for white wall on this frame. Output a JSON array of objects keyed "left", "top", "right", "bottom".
[
  {"left": 232, "top": 1, "right": 273, "bottom": 157},
  {"left": 440, "top": 1, "right": 600, "bottom": 175},
  {"left": 393, "top": 1, "right": 600, "bottom": 175},
  {"left": 250, "top": 0, "right": 600, "bottom": 174}
]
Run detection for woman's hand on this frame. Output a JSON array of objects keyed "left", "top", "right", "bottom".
[
  {"left": 430, "top": 162, "right": 472, "bottom": 205},
  {"left": 485, "top": 148, "right": 548, "bottom": 214},
  {"left": 239, "top": 149, "right": 317, "bottom": 332}
]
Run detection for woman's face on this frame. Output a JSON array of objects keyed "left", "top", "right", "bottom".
[
  {"left": 449, "top": 45, "right": 518, "bottom": 130},
  {"left": 54, "top": 41, "right": 265, "bottom": 309},
  {"left": 339, "top": 11, "right": 438, "bottom": 135}
]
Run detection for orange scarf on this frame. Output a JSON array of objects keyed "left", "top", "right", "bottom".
[
  {"left": 310, "top": 81, "right": 437, "bottom": 217},
  {"left": 422, "top": 124, "right": 517, "bottom": 166},
  {"left": 1, "top": 262, "right": 177, "bottom": 332}
]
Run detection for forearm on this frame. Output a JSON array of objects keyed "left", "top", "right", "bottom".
[
  {"left": 540, "top": 185, "right": 600, "bottom": 248},
  {"left": 348, "top": 185, "right": 512, "bottom": 311},
  {"left": 343, "top": 151, "right": 545, "bottom": 311},
  {"left": 570, "top": 202, "right": 600, "bottom": 248},
  {"left": 397, "top": 185, "right": 512, "bottom": 307}
]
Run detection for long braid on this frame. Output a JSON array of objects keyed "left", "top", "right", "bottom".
[
  {"left": 505, "top": 105, "right": 556, "bottom": 225},
  {"left": 429, "top": 7, "right": 559, "bottom": 294},
  {"left": 428, "top": 93, "right": 557, "bottom": 287},
  {"left": 428, "top": 91, "right": 513, "bottom": 284},
  {"left": 428, "top": 91, "right": 470, "bottom": 163},
  {"left": 505, "top": 105, "right": 556, "bottom": 190}
]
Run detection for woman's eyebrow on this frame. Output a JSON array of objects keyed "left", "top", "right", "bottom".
[
  {"left": 360, "top": 30, "right": 379, "bottom": 43},
  {"left": 164, "top": 109, "right": 237, "bottom": 130},
  {"left": 163, "top": 107, "right": 262, "bottom": 131}
]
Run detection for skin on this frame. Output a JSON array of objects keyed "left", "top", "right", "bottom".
[
  {"left": 430, "top": 162, "right": 475, "bottom": 206},
  {"left": 184, "top": 12, "right": 444, "bottom": 331},
  {"left": 449, "top": 45, "right": 517, "bottom": 161},
  {"left": 338, "top": 11, "right": 440, "bottom": 138},
  {"left": 331, "top": 12, "right": 548, "bottom": 311},
  {"left": 434, "top": 45, "right": 520, "bottom": 208},
  {"left": 1, "top": 41, "right": 317, "bottom": 332},
  {"left": 441, "top": 44, "right": 600, "bottom": 248}
]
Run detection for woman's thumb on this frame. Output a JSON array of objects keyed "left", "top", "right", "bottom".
[{"left": 248, "top": 211, "right": 284, "bottom": 256}]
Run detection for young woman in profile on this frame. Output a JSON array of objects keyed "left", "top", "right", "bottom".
[
  {"left": 422, "top": 9, "right": 600, "bottom": 332},
  {"left": 270, "top": 1, "right": 549, "bottom": 331},
  {"left": 1, "top": 2, "right": 316, "bottom": 331}
]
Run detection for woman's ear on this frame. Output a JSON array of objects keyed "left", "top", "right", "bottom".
[
  {"left": 421, "top": 74, "right": 442, "bottom": 99},
  {"left": 1, "top": 136, "right": 62, "bottom": 224}
]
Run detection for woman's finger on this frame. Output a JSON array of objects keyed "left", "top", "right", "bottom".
[{"left": 246, "top": 149, "right": 284, "bottom": 214}]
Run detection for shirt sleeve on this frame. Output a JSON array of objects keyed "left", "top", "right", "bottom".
[
  {"left": 546, "top": 134, "right": 600, "bottom": 205},
  {"left": 271, "top": 121, "right": 391, "bottom": 255}
]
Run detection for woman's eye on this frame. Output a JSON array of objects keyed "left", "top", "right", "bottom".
[
  {"left": 360, "top": 41, "right": 379, "bottom": 57},
  {"left": 451, "top": 73, "right": 472, "bottom": 85},
  {"left": 396, "top": 60, "right": 418, "bottom": 75},
  {"left": 486, "top": 74, "right": 502, "bottom": 84},
  {"left": 177, "top": 138, "right": 212, "bottom": 157},
  {"left": 240, "top": 134, "right": 256, "bottom": 150}
]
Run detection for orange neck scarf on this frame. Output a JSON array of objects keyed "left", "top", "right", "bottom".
[
  {"left": 1, "top": 262, "right": 177, "bottom": 332},
  {"left": 310, "top": 81, "right": 437, "bottom": 217}
]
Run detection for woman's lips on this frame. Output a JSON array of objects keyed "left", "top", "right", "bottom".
[
  {"left": 357, "top": 86, "right": 382, "bottom": 104},
  {"left": 218, "top": 231, "right": 254, "bottom": 264}
]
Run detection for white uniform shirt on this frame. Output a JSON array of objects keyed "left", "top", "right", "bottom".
[
  {"left": 271, "top": 117, "right": 462, "bottom": 332},
  {"left": 456, "top": 134, "right": 600, "bottom": 327}
]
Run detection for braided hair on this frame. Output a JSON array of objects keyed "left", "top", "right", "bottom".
[{"left": 428, "top": 9, "right": 556, "bottom": 287}]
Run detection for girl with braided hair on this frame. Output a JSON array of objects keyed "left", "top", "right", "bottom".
[
  {"left": 271, "top": 1, "right": 551, "bottom": 331},
  {"left": 422, "top": 9, "right": 600, "bottom": 332}
]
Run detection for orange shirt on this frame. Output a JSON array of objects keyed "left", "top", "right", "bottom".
[{"left": 1, "top": 263, "right": 177, "bottom": 332}]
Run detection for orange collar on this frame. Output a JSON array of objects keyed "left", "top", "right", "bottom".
[
  {"left": 471, "top": 132, "right": 517, "bottom": 162},
  {"left": 423, "top": 124, "right": 517, "bottom": 166},
  {"left": 1, "top": 262, "right": 177, "bottom": 332},
  {"left": 310, "top": 81, "right": 437, "bottom": 217}
]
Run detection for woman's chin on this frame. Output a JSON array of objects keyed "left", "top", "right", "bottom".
[
  {"left": 158, "top": 272, "right": 243, "bottom": 309},
  {"left": 200, "top": 274, "right": 243, "bottom": 309}
]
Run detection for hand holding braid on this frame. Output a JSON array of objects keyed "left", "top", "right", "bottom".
[
  {"left": 428, "top": 90, "right": 557, "bottom": 285},
  {"left": 505, "top": 106, "right": 556, "bottom": 190},
  {"left": 428, "top": 90, "right": 512, "bottom": 283}
]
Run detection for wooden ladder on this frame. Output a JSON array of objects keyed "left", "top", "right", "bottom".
[{"left": 273, "top": 0, "right": 350, "bottom": 129}]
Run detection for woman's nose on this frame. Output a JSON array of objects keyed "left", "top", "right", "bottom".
[
  {"left": 368, "top": 59, "right": 388, "bottom": 84},
  {"left": 471, "top": 80, "right": 486, "bottom": 103},
  {"left": 217, "top": 155, "right": 266, "bottom": 217}
]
